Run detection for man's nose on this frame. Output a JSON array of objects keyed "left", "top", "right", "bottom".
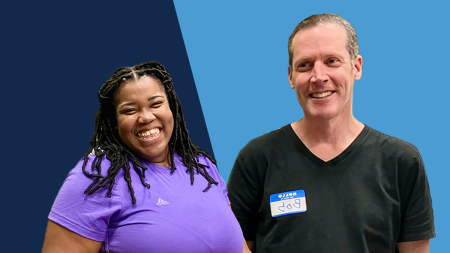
[
  {"left": 310, "top": 62, "right": 328, "bottom": 84},
  {"left": 138, "top": 109, "right": 156, "bottom": 124}
]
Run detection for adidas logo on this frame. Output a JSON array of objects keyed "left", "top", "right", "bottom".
[{"left": 156, "top": 198, "right": 169, "bottom": 206}]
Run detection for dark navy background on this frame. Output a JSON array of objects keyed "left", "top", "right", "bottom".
[{"left": 1, "top": 1, "right": 213, "bottom": 251}]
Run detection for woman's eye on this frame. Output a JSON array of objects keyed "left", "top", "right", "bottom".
[
  {"left": 152, "top": 102, "right": 163, "bottom": 108},
  {"left": 122, "top": 109, "right": 135, "bottom": 114}
]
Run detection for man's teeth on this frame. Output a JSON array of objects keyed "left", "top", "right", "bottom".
[
  {"left": 311, "top": 91, "right": 333, "bottom": 98},
  {"left": 138, "top": 128, "right": 160, "bottom": 137}
]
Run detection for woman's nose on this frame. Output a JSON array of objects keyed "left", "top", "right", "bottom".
[{"left": 138, "top": 109, "right": 156, "bottom": 124}]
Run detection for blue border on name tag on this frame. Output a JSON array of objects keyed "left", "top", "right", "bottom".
[
  {"left": 270, "top": 189, "right": 307, "bottom": 217},
  {"left": 270, "top": 189, "right": 305, "bottom": 202}
]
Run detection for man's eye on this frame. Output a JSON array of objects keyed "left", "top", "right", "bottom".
[
  {"left": 327, "top": 59, "right": 339, "bottom": 65},
  {"left": 297, "top": 63, "right": 311, "bottom": 71}
]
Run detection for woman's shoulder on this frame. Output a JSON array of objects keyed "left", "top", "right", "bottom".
[
  {"left": 69, "top": 155, "right": 112, "bottom": 177},
  {"left": 53, "top": 156, "right": 113, "bottom": 200},
  {"left": 173, "top": 152, "right": 221, "bottom": 181},
  {"left": 192, "top": 153, "right": 217, "bottom": 171},
  {"left": 49, "top": 155, "right": 122, "bottom": 241},
  {"left": 56, "top": 154, "right": 125, "bottom": 209},
  {"left": 196, "top": 153, "right": 224, "bottom": 183},
  {"left": 172, "top": 152, "right": 214, "bottom": 168}
]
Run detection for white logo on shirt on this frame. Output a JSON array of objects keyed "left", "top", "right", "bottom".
[{"left": 156, "top": 198, "right": 169, "bottom": 206}]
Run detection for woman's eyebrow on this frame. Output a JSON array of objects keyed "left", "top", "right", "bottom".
[
  {"left": 118, "top": 102, "right": 136, "bottom": 110},
  {"left": 118, "top": 95, "right": 164, "bottom": 109},
  {"left": 148, "top": 95, "right": 163, "bottom": 101}
]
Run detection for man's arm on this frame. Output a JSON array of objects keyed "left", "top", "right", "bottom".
[
  {"left": 396, "top": 141, "right": 435, "bottom": 245},
  {"left": 397, "top": 240, "right": 429, "bottom": 253},
  {"left": 228, "top": 140, "right": 267, "bottom": 253}
]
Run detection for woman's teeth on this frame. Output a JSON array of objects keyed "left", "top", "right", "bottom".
[
  {"left": 311, "top": 91, "right": 333, "bottom": 98},
  {"left": 137, "top": 128, "right": 160, "bottom": 138}
]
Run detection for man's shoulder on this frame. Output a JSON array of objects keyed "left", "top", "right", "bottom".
[
  {"left": 230, "top": 126, "right": 292, "bottom": 184},
  {"left": 241, "top": 124, "right": 292, "bottom": 152},
  {"left": 366, "top": 126, "right": 421, "bottom": 159}
]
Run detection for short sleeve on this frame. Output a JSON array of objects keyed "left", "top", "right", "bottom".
[
  {"left": 397, "top": 140, "right": 435, "bottom": 242},
  {"left": 48, "top": 156, "right": 122, "bottom": 241},
  {"left": 227, "top": 140, "right": 267, "bottom": 241},
  {"left": 203, "top": 156, "right": 230, "bottom": 205}
]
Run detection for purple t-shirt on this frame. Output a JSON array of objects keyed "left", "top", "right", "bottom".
[{"left": 49, "top": 154, "right": 243, "bottom": 253}]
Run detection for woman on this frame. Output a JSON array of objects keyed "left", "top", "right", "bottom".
[{"left": 42, "top": 62, "right": 247, "bottom": 252}]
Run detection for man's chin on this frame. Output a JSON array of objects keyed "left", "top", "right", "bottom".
[{"left": 304, "top": 110, "right": 340, "bottom": 121}]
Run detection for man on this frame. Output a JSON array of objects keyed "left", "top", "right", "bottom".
[{"left": 227, "top": 14, "right": 435, "bottom": 253}]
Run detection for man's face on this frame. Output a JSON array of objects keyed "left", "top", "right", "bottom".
[{"left": 288, "top": 23, "right": 362, "bottom": 121}]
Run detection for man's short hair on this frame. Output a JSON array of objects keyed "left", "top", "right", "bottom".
[{"left": 288, "top": 13, "right": 359, "bottom": 67}]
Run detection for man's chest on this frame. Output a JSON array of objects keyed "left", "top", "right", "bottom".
[{"left": 255, "top": 152, "right": 402, "bottom": 251}]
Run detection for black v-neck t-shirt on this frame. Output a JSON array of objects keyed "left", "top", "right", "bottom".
[{"left": 228, "top": 124, "right": 435, "bottom": 253}]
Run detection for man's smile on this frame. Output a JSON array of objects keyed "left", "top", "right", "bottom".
[{"left": 309, "top": 91, "right": 335, "bottom": 98}]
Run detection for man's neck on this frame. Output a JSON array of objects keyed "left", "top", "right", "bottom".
[{"left": 291, "top": 114, "right": 364, "bottom": 162}]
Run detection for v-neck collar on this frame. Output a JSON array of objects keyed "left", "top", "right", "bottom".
[{"left": 287, "top": 124, "right": 370, "bottom": 168}]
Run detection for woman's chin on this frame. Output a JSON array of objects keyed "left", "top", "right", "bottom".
[{"left": 135, "top": 145, "right": 170, "bottom": 166}]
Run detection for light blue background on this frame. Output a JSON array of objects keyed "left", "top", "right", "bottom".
[{"left": 174, "top": 0, "right": 449, "bottom": 251}]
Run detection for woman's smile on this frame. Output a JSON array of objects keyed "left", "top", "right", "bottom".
[{"left": 137, "top": 128, "right": 161, "bottom": 140}]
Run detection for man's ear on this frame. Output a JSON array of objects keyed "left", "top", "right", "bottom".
[
  {"left": 354, "top": 55, "right": 363, "bottom": 80},
  {"left": 288, "top": 66, "right": 295, "bottom": 89}
]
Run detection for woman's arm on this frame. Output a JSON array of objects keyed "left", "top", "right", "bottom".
[
  {"left": 229, "top": 205, "right": 252, "bottom": 253},
  {"left": 245, "top": 241, "right": 254, "bottom": 252},
  {"left": 42, "top": 220, "right": 102, "bottom": 253},
  {"left": 244, "top": 240, "right": 253, "bottom": 252}
]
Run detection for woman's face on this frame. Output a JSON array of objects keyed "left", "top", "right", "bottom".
[{"left": 115, "top": 76, "right": 174, "bottom": 167}]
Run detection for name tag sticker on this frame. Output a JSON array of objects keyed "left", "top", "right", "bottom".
[{"left": 270, "top": 189, "right": 307, "bottom": 217}]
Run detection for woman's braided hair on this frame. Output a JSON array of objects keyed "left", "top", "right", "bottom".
[{"left": 82, "top": 61, "right": 218, "bottom": 204}]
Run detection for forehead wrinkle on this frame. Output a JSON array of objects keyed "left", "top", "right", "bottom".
[
  {"left": 293, "top": 24, "right": 348, "bottom": 64},
  {"left": 312, "top": 25, "right": 345, "bottom": 53}
]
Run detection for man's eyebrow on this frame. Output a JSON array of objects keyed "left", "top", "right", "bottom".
[
  {"left": 293, "top": 57, "right": 313, "bottom": 67},
  {"left": 294, "top": 53, "right": 345, "bottom": 65},
  {"left": 323, "top": 53, "right": 344, "bottom": 59},
  {"left": 296, "top": 57, "right": 313, "bottom": 62}
]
